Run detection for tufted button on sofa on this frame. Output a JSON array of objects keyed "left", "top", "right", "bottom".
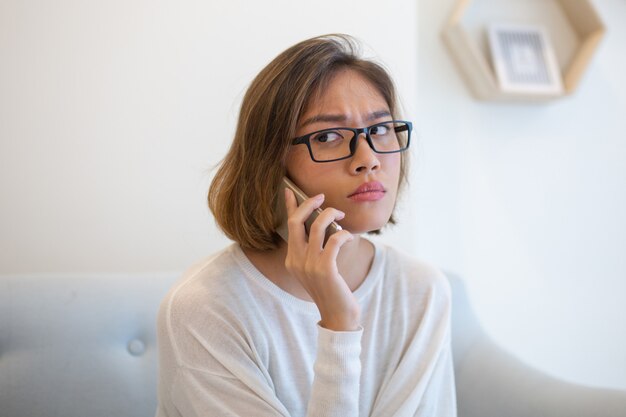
[
  {"left": 0, "top": 273, "right": 174, "bottom": 417},
  {"left": 1, "top": 272, "right": 625, "bottom": 417}
]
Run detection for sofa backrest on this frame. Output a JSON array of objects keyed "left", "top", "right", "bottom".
[
  {"left": 0, "top": 273, "right": 176, "bottom": 417},
  {"left": 0, "top": 272, "right": 477, "bottom": 417}
]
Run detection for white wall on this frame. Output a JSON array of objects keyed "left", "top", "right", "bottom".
[
  {"left": 0, "top": 0, "right": 418, "bottom": 273},
  {"left": 416, "top": 0, "right": 626, "bottom": 391},
  {"left": 1, "top": 0, "right": 624, "bottom": 391}
]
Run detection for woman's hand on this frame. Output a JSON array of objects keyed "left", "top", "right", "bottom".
[{"left": 284, "top": 188, "right": 361, "bottom": 331}]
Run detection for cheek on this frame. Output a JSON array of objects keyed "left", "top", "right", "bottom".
[
  {"left": 285, "top": 148, "right": 321, "bottom": 194},
  {"left": 384, "top": 154, "right": 403, "bottom": 207},
  {"left": 285, "top": 147, "right": 309, "bottom": 176},
  {"left": 385, "top": 153, "right": 402, "bottom": 185}
]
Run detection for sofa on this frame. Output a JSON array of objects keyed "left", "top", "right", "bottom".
[{"left": 1, "top": 271, "right": 625, "bottom": 417}]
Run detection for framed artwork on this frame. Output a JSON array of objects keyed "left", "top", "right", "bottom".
[{"left": 488, "top": 23, "right": 564, "bottom": 95}]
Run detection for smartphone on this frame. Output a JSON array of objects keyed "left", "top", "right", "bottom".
[{"left": 275, "top": 176, "right": 342, "bottom": 244}]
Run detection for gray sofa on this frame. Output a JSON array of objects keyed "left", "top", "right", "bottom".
[{"left": 1, "top": 272, "right": 625, "bottom": 417}]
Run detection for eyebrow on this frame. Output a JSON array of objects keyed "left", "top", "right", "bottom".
[{"left": 299, "top": 110, "right": 392, "bottom": 129}]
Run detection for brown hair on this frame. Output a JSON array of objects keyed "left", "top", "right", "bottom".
[{"left": 208, "top": 34, "right": 409, "bottom": 250}]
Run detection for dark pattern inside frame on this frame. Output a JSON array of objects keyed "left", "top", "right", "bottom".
[{"left": 498, "top": 31, "right": 551, "bottom": 85}]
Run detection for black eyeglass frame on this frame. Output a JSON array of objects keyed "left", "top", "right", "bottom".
[{"left": 291, "top": 120, "right": 413, "bottom": 163}]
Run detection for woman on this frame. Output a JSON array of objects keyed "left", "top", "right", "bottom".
[{"left": 156, "top": 34, "right": 456, "bottom": 417}]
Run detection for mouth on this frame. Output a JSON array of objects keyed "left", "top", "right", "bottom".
[{"left": 348, "top": 181, "right": 386, "bottom": 202}]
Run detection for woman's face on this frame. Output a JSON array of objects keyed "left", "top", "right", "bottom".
[{"left": 285, "top": 69, "right": 402, "bottom": 234}]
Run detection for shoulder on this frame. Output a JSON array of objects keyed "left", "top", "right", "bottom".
[
  {"left": 159, "top": 244, "right": 250, "bottom": 331},
  {"left": 156, "top": 244, "right": 270, "bottom": 375},
  {"left": 378, "top": 243, "right": 452, "bottom": 307},
  {"left": 363, "top": 242, "right": 452, "bottom": 351}
]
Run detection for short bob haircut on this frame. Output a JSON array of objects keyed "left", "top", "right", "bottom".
[{"left": 208, "top": 34, "right": 409, "bottom": 250}]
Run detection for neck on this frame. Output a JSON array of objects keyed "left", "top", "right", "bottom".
[{"left": 335, "top": 235, "right": 373, "bottom": 285}]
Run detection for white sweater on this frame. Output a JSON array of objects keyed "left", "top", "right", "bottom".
[{"left": 155, "top": 241, "right": 456, "bottom": 417}]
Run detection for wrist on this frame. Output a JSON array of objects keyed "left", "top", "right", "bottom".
[{"left": 319, "top": 307, "right": 361, "bottom": 332}]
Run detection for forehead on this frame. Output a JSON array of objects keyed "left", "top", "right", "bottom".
[{"left": 299, "top": 69, "right": 389, "bottom": 124}]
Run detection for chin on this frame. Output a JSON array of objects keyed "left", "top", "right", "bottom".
[{"left": 341, "top": 214, "right": 391, "bottom": 235}]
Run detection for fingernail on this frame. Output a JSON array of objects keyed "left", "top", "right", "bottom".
[{"left": 314, "top": 193, "right": 324, "bottom": 201}]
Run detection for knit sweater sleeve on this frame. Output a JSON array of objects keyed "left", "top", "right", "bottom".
[
  {"left": 307, "top": 325, "right": 363, "bottom": 416},
  {"left": 155, "top": 277, "right": 363, "bottom": 417},
  {"left": 157, "top": 323, "right": 363, "bottom": 417}
]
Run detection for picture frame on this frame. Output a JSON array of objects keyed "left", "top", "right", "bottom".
[{"left": 487, "top": 23, "right": 564, "bottom": 95}]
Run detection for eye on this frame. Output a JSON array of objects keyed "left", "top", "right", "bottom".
[
  {"left": 312, "top": 130, "right": 343, "bottom": 143},
  {"left": 370, "top": 124, "right": 390, "bottom": 136}
]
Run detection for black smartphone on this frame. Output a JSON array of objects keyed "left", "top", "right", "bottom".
[{"left": 275, "top": 176, "right": 342, "bottom": 243}]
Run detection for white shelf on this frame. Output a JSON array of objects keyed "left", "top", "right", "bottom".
[{"left": 442, "top": 0, "right": 605, "bottom": 101}]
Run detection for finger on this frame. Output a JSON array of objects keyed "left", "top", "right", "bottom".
[
  {"left": 285, "top": 189, "right": 325, "bottom": 244},
  {"left": 307, "top": 207, "right": 346, "bottom": 251},
  {"left": 285, "top": 188, "right": 325, "bottom": 217},
  {"left": 284, "top": 187, "right": 297, "bottom": 216},
  {"left": 320, "top": 230, "right": 354, "bottom": 263}
]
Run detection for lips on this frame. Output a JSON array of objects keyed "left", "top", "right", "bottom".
[{"left": 348, "top": 181, "right": 386, "bottom": 202}]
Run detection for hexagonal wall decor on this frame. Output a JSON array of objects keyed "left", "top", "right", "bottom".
[{"left": 442, "top": 0, "right": 605, "bottom": 101}]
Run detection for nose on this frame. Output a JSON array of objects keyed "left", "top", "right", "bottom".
[{"left": 349, "top": 133, "right": 380, "bottom": 174}]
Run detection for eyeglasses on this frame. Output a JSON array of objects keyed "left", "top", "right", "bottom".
[{"left": 291, "top": 120, "right": 412, "bottom": 163}]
